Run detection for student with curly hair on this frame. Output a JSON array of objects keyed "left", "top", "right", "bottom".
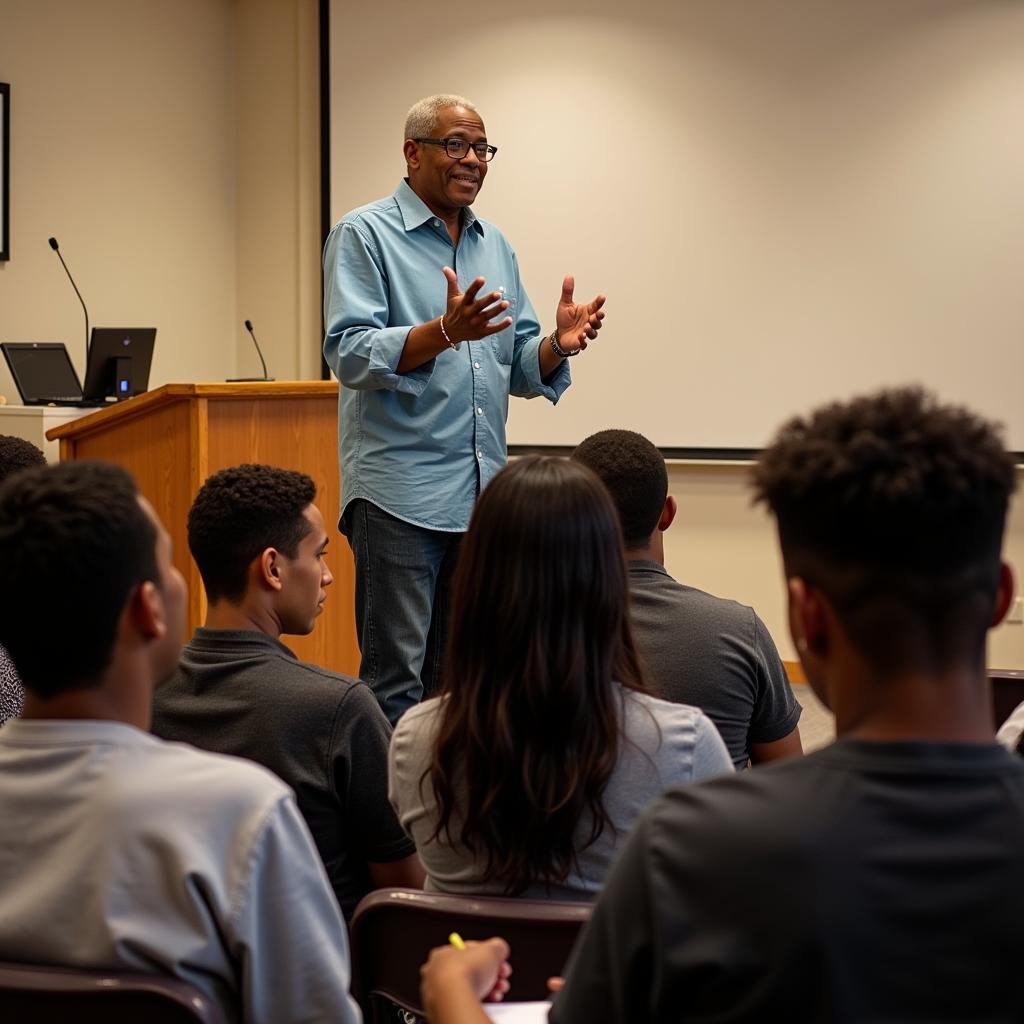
[
  {"left": 548, "top": 388, "right": 1024, "bottom": 1022},
  {"left": 421, "top": 388, "right": 1024, "bottom": 1022},
  {"left": 152, "top": 463, "right": 424, "bottom": 918},
  {"left": 388, "top": 455, "right": 732, "bottom": 900}
]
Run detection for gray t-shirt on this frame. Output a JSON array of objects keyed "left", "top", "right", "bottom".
[
  {"left": 628, "top": 560, "right": 801, "bottom": 769},
  {"left": 388, "top": 687, "right": 732, "bottom": 900}
]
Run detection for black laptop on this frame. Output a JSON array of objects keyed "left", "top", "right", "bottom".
[
  {"left": 2, "top": 328, "right": 156, "bottom": 407},
  {"left": 0, "top": 342, "right": 102, "bottom": 406}
]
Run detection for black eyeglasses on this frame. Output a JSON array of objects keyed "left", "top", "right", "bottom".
[{"left": 415, "top": 137, "right": 498, "bottom": 162}]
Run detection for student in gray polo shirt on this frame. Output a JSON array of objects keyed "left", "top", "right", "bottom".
[
  {"left": 573, "top": 429, "right": 802, "bottom": 769},
  {"left": 152, "top": 463, "right": 424, "bottom": 918}
]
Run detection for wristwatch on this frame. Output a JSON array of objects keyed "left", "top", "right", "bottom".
[{"left": 548, "top": 330, "right": 580, "bottom": 358}]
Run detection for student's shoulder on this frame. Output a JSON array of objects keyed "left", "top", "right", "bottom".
[
  {"left": 622, "top": 686, "right": 713, "bottom": 735},
  {"left": 641, "top": 756, "right": 814, "bottom": 864},
  {"left": 137, "top": 733, "right": 292, "bottom": 812},
  {"left": 262, "top": 652, "right": 373, "bottom": 713},
  {"left": 390, "top": 697, "right": 444, "bottom": 758},
  {"left": 635, "top": 566, "right": 757, "bottom": 627},
  {"left": 392, "top": 696, "right": 443, "bottom": 734},
  {"left": 678, "top": 582, "right": 759, "bottom": 631}
]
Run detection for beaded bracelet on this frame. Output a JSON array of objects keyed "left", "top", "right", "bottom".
[{"left": 439, "top": 316, "right": 460, "bottom": 352}]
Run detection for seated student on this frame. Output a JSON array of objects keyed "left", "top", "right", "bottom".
[
  {"left": 419, "top": 389, "right": 1024, "bottom": 1022},
  {"left": 389, "top": 456, "right": 732, "bottom": 901},
  {"left": 573, "top": 429, "right": 802, "bottom": 768},
  {"left": 152, "top": 463, "right": 423, "bottom": 918},
  {"left": 0, "top": 435, "right": 47, "bottom": 726},
  {"left": 0, "top": 461, "right": 361, "bottom": 1023}
]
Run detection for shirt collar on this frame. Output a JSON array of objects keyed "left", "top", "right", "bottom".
[
  {"left": 394, "top": 179, "right": 484, "bottom": 236},
  {"left": 189, "top": 627, "right": 297, "bottom": 661},
  {"left": 0, "top": 718, "right": 156, "bottom": 747},
  {"left": 628, "top": 558, "right": 672, "bottom": 579}
]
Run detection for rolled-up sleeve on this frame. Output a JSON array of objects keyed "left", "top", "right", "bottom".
[{"left": 323, "top": 222, "right": 434, "bottom": 395}]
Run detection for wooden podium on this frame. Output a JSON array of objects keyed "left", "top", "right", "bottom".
[{"left": 47, "top": 382, "right": 360, "bottom": 676}]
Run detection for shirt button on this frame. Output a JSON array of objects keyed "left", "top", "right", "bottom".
[
  {"left": 433, "top": 219, "right": 441, "bottom": 227},
  {"left": 476, "top": 450, "right": 483, "bottom": 459},
  {"left": 476, "top": 407, "right": 483, "bottom": 415},
  {"left": 474, "top": 361, "right": 481, "bottom": 369}
]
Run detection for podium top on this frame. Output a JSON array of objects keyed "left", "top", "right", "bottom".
[{"left": 46, "top": 381, "right": 339, "bottom": 442}]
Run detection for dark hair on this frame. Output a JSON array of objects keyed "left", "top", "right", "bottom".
[
  {"left": 0, "top": 434, "right": 46, "bottom": 482},
  {"left": 188, "top": 464, "right": 316, "bottom": 603},
  {"left": 0, "top": 461, "right": 159, "bottom": 696},
  {"left": 572, "top": 429, "right": 668, "bottom": 547},
  {"left": 753, "top": 387, "right": 1017, "bottom": 674},
  {"left": 429, "top": 456, "right": 648, "bottom": 895}
]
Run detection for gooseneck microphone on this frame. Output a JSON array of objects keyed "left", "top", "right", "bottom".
[
  {"left": 48, "top": 237, "right": 91, "bottom": 359},
  {"left": 227, "top": 319, "right": 275, "bottom": 382}
]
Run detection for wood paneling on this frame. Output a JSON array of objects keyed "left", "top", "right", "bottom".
[
  {"left": 206, "top": 393, "right": 357, "bottom": 674},
  {"left": 49, "top": 382, "right": 359, "bottom": 676}
]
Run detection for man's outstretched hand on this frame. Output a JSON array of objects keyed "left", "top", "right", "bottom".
[{"left": 554, "top": 275, "right": 606, "bottom": 354}]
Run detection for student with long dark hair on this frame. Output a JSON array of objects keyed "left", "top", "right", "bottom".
[{"left": 388, "top": 456, "right": 731, "bottom": 899}]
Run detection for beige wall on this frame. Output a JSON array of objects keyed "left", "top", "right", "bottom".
[
  {"left": 0, "top": 0, "right": 238, "bottom": 394},
  {"left": 233, "top": 0, "right": 321, "bottom": 381},
  {"left": 0, "top": 0, "right": 321, "bottom": 400},
  {"left": 662, "top": 463, "right": 1024, "bottom": 669}
]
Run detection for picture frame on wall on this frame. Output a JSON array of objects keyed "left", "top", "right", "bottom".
[{"left": 0, "top": 82, "right": 9, "bottom": 261}]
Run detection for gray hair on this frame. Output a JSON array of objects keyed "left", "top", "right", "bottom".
[{"left": 404, "top": 94, "right": 478, "bottom": 141}]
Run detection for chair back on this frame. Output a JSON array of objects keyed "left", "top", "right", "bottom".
[
  {"left": 350, "top": 888, "right": 591, "bottom": 1020},
  {"left": 990, "top": 669, "right": 1024, "bottom": 733},
  {"left": 0, "top": 960, "right": 226, "bottom": 1024}
]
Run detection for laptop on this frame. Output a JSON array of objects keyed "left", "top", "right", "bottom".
[
  {"left": 0, "top": 342, "right": 106, "bottom": 407},
  {"left": 2, "top": 328, "right": 157, "bottom": 407}
]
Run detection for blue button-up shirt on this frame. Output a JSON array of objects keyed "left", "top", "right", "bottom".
[{"left": 323, "top": 181, "right": 571, "bottom": 532}]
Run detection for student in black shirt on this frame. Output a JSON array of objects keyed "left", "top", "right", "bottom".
[
  {"left": 152, "top": 464, "right": 423, "bottom": 918},
  {"left": 422, "top": 388, "right": 1024, "bottom": 1022}
]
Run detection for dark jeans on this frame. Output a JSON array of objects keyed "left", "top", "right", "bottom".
[{"left": 343, "top": 500, "right": 462, "bottom": 726}]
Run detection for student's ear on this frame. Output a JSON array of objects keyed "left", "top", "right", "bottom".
[
  {"left": 133, "top": 581, "right": 168, "bottom": 642},
  {"left": 657, "top": 495, "right": 677, "bottom": 533},
  {"left": 788, "top": 577, "right": 829, "bottom": 666},
  {"left": 991, "top": 561, "right": 1015, "bottom": 627},
  {"left": 257, "top": 548, "right": 285, "bottom": 593}
]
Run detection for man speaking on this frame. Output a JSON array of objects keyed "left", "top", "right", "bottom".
[{"left": 323, "top": 93, "right": 606, "bottom": 724}]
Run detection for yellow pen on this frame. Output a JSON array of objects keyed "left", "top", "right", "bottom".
[{"left": 448, "top": 932, "right": 467, "bottom": 950}]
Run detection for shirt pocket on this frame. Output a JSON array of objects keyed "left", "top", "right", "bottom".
[{"left": 490, "top": 292, "right": 516, "bottom": 365}]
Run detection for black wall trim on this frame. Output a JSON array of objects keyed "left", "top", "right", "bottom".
[
  {"left": 509, "top": 445, "right": 1024, "bottom": 464},
  {"left": 318, "top": 0, "right": 331, "bottom": 380},
  {"left": 508, "top": 445, "right": 761, "bottom": 461}
]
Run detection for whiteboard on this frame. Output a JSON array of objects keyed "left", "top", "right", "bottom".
[{"left": 329, "top": 0, "right": 1024, "bottom": 452}]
